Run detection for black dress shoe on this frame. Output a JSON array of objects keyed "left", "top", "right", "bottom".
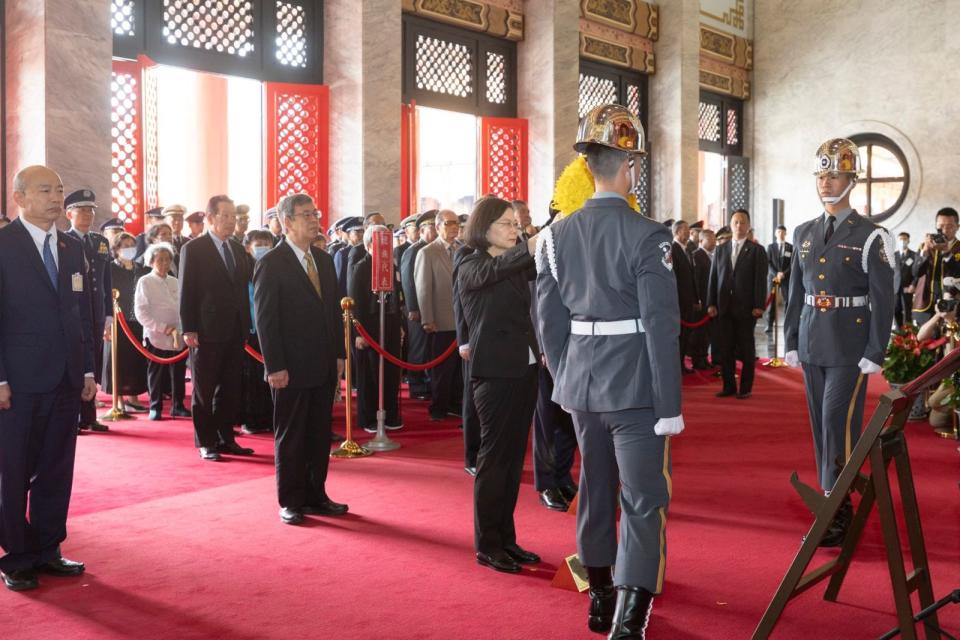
[
  {"left": 1, "top": 569, "right": 39, "bottom": 591},
  {"left": 464, "top": 466, "right": 477, "bottom": 477},
  {"left": 539, "top": 488, "right": 569, "bottom": 512},
  {"left": 609, "top": 586, "right": 654, "bottom": 639},
  {"left": 37, "top": 556, "right": 85, "bottom": 577},
  {"left": 169, "top": 407, "right": 191, "bottom": 418},
  {"left": 279, "top": 507, "right": 304, "bottom": 525},
  {"left": 88, "top": 421, "right": 109, "bottom": 432},
  {"left": 736, "top": 392, "right": 752, "bottom": 400},
  {"left": 302, "top": 499, "right": 348, "bottom": 516},
  {"left": 715, "top": 389, "right": 736, "bottom": 398},
  {"left": 362, "top": 424, "right": 378, "bottom": 433},
  {"left": 503, "top": 544, "right": 540, "bottom": 564},
  {"left": 586, "top": 566, "right": 615, "bottom": 633},
  {"left": 240, "top": 424, "right": 271, "bottom": 435},
  {"left": 124, "top": 399, "right": 148, "bottom": 412},
  {"left": 476, "top": 551, "right": 520, "bottom": 574},
  {"left": 199, "top": 447, "right": 222, "bottom": 461},
  {"left": 692, "top": 358, "right": 712, "bottom": 370},
  {"left": 558, "top": 483, "right": 578, "bottom": 503},
  {"left": 219, "top": 442, "right": 254, "bottom": 456},
  {"left": 428, "top": 413, "right": 446, "bottom": 422},
  {"left": 148, "top": 410, "right": 162, "bottom": 421}
]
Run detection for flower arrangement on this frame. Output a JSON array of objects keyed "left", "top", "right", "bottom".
[
  {"left": 552, "top": 156, "right": 641, "bottom": 220},
  {"left": 881, "top": 325, "right": 942, "bottom": 384}
]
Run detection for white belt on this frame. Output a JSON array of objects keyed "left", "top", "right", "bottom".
[
  {"left": 803, "top": 294, "right": 869, "bottom": 309},
  {"left": 570, "top": 319, "right": 645, "bottom": 336}
]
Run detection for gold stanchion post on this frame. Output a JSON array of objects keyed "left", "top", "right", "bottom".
[
  {"left": 100, "top": 289, "right": 133, "bottom": 421},
  {"left": 331, "top": 297, "right": 372, "bottom": 458},
  {"left": 764, "top": 281, "right": 787, "bottom": 368}
]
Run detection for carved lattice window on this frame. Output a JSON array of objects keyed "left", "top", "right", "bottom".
[
  {"left": 486, "top": 51, "right": 506, "bottom": 105},
  {"left": 111, "top": 68, "right": 143, "bottom": 225},
  {"left": 162, "top": 0, "right": 256, "bottom": 57},
  {"left": 578, "top": 60, "right": 647, "bottom": 128},
  {"left": 726, "top": 108, "right": 739, "bottom": 147},
  {"left": 699, "top": 91, "right": 743, "bottom": 155},
  {"left": 275, "top": 1, "right": 307, "bottom": 68},
  {"left": 698, "top": 102, "right": 721, "bottom": 143},
  {"left": 481, "top": 119, "right": 525, "bottom": 200},
  {"left": 112, "top": 0, "right": 136, "bottom": 36},
  {"left": 578, "top": 73, "right": 618, "bottom": 119},
  {"left": 415, "top": 34, "right": 473, "bottom": 98}
]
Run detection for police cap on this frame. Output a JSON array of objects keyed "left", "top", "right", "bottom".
[{"left": 65, "top": 189, "right": 97, "bottom": 210}]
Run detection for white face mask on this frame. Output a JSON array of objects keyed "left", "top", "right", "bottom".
[
  {"left": 118, "top": 247, "right": 137, "bottom": 261},
  {"left": 251, "top": 245, "right": 270, "bottom": 261}
]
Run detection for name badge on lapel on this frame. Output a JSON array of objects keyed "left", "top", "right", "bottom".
[
  {"left": 784, "top": 250, "right": 792, "bottom": 257},
  {"left": 72, "top": 273, "right": 83, "bottom": 292}
]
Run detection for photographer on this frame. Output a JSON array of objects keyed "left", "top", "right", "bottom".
[
  {"left": 912, "top": 207, "right": 960, "bottom": 325},
  {"left": 917, "top": 280, "right": 959, "bottom": 429}
]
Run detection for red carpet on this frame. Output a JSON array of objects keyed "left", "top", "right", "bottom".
[{"left": 1, "top": 368, "right": 957, "bottom": 639}]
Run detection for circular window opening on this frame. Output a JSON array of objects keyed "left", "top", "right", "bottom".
[{"left": 847, "top": 133, "right": 909, "bottom": 223}]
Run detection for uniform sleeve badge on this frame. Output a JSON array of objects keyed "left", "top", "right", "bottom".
[
  {"left": 659, "top": 241, "right": 673, "bottom": 271},
  {"left": 98, "top": 241, "right": 108, "bottom": 254}
]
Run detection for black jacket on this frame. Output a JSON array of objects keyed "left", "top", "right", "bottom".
[
  {"left": 452, "top": 244, "right": 475, "bottom": 348},
  {"left": 253, "top": 241, "right": 345, "bottom": 387},
  {"left": 671, "top": 240, "right": 698, "bottom": 315},
  {"left": 348, "top": 253, "right": 402, "bottom": 340},
  {"left": 179, "top": 233, "right": 251, "bottom": 342},
  {"left": 400, "top": 239, "right": 427, "bottom": 314},
  {"left": 708, "top": 239, "right": 768, "bottom": 317},
  {"left": 457, "top": 243, "right": 538, "bottom": 379},
  {"left": 693, "top": 247, "right": 713, "bottom": 308},
  {"left": 766, "top": 241, "right": 793, "bottom": 280}
]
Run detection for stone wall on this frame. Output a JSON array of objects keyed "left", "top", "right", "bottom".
[{"left": 753, "top": 0, "right": 960, "bottom": 243}]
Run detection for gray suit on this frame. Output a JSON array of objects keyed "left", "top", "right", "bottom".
[
  {"left": 784, "top": 209, "right": 895, "bottom": 490},
  {"left": 536, "top": 195, "right": 681, "bottom": 593}
]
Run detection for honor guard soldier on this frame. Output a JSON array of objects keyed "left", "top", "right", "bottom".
[
  {"left": 65, "top": 189, "right": 112, "bottom": 433},
  {"left": 536, "top": 104, "right": 683, "bottom": 639},
  {"left": 783, "top": 138, "right": 895, "bottom": 546}
]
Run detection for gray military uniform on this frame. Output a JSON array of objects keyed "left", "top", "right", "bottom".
[
  {"left": 783, "top": 208, "right": 895, "bottom": 491},
  {"left": 536, "top": 194, "right": 681, "bottom": 593}
]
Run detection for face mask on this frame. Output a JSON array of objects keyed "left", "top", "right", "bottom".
[
  {"left": 118, "top": 247, "right": 137, "bottom": 261},
  {"left": 251, "top": 246, "right": 270, "bottom": 261}
]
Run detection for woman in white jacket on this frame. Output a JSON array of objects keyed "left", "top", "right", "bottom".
[{"left": 134, "top": 242, "right": 188, "bottom": 421}]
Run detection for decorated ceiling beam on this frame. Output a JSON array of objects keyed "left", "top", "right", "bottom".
[
  {"left": 578, "top": 0, "right": 658, "bottom": 74},
  {"left": 401, "top": 0, "right": 524, "bottom": 41},
  {"left": 699, "top": 58, "right": 750, "bottom": 100},
  {"left": 700, "top": 25, "right": 751, "bottom": 70}
]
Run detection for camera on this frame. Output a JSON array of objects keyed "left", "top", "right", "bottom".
[
  {"left": 937, "top": 298, "right": 957, "bottom": 313},
  {"left": 931, "top": 231, "right": 947, "bottom": 244}
]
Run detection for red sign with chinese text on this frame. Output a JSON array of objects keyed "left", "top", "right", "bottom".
[{"left": 371, "top": 229, "right": 394, "bottom": 292}]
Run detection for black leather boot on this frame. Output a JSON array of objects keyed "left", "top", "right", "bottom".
[
  {"left": 586, "top": 566, "right": 615, "bottom": 633},
  {"left": 820, "top": 495, "right": 853, "bottom": 547},
  {"left": 608, "top": 586, "right": 654, "bottom": 640}
]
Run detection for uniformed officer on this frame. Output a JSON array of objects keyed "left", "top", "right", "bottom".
[
  {"left": 65, "top": 189, "right": 112, "bottom": 433},
  {"left": 264, "top": 206, "right": 283, "bottom": 245},
  {"left": 99, "top": 217, "right": 126, "bottom": 245},
  {"left": 537, "top": 104, "right": 684, "bottom": 639},
  {"left": 334, "top": 217, "right": 363, "bottom": 298},
  {"left": 783, "top": 138, "right": 895, "bottom": 547},
  {"left": 326, "top": 216, "right": 348, "bottom": 256},
  {"left": 394, "top": 214, "right": 419, "bottom": 270}
]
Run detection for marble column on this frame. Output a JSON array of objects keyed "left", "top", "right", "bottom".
[
  {"left": 517, "top": 0, "right": 580, "bottom": 224},
  {"left": 4, "top": 0, "right": 113, "bottom": 225},
  {"left": 325, "top": 0, "right": 402, "bottom": 226},
  {"left": 648, "top": 0, "right": 700, "bottom": 223}
]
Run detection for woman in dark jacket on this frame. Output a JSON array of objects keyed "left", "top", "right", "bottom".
[
  {"left": 103, "top": 232, "right": 149, "bottom": 411},
  {"left": 457, "top": 197, "right": 540, "bottom": 574}
]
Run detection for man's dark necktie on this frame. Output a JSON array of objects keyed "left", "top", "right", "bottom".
[
  {"left": 222, "top": 241, "right": 236, "bottom": 276},
  {"left": 824, "top": 216, "right": 835, "bottom": 244},
  {"left": 43, "top": 233, "right": 59, "bottom": 289}
]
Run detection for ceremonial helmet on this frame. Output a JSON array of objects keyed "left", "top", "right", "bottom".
[
  {"left": 813, "top": 138, "right": 862, "bottom": 177},
  {"left": 574, "top": 104, "right": 646, "bottom": 156}
]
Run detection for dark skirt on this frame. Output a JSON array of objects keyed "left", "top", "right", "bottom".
[
  {"left": 240, "top": 333, "right": 274, "bottom": 430},
  {"left": 102, "top": 320, "right": 148, "bottom": 396}
]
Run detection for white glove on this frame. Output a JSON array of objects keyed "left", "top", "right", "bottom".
[
  {"left": 784, "top": 350, "right": 800, "bottom": 367},
  {"left": 654, "top": 415, "right": 685, "bottom": 436},
  {"left": 858, "top": 358, "right": 881, "bottom": 375}
]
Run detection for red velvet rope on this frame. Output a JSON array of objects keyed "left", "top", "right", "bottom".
[
  {"left": 679, "top": 289, "right": 777, "bottom": 329},
  {"left": 352, "top": 319, "right": 458, "bottom": 371},
  {"left": 116, "top": 310, "right": 190, "bottom": 364},
  {"left": 245, "top": 343, "right": 265, "bottom": 364}
]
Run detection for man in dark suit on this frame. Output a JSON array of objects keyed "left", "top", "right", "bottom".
[
  {"left": 765, "top": 224, "right": 793, "bottom": 333},
  {"left": 894, "top": 231, "right": 916, "bottom": 327},
  {"left": 179, "top": 195, "right": 255, "bottom": 461},
  {"left": 253, "top": 193, "right": 347, "bottom": 525},
  {"left": 399, "top": 211, "right": 437, "bottom": 399},
  {"left": 345, "top": 212, "right": 385, "bottom": 295},
  {"left": 686, "top": 220, "right": 702, "bottom": 260},
  {"left": 0, "top": 165, "right": 98, "bottom": 591},
  {"left": 349, "top": 224, "right": 404, "bottom": 433},
  {"left": 707, "top": 210, "right": 768, "bottom": 399},
  {"left": 65, "top": 189, "right": 112, "bottom": 433},
  {"left": 689, "top": 229, "right": 716, "bottom": 370},
  {"left": 334, "top": 217, "right": 362, "bottom": 298},
  {"left": 394, "top": 214, "right": 419, "bottom": 270},
  {"left": 671, "top": 220, "right": 698, "bottom": 374},
  {"left": 452, "top": 242, "right": 480, "bottom": 475}
]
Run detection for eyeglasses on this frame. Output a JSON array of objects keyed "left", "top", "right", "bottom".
[
  {"left": 291, "top": 211, "right": 321, "bottom": 220},
  {"left": 492, "top": 221, "right": 521, "bottom": 230}
]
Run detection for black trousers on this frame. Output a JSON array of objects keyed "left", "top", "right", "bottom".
[
  {"left": 356, "top": 319, "right": 402, "bottom": 429},
  {"left": 145, "top": 340, "right": 186, "bottom": 414},
  {"left": 190, "top": 337, "right": 243, "bottom": 449},
  {"left": 532, "top": 364, "right": 577, "bottom": 491},
  {"left": 0, "top": 375, "right": 80, "bottom": 573},
  {"left": 766, "top": 277, "right": 789, "bottom": 329},
  {"left": 405, "top": 317, "right": 430, "bottom": 396},
  {"left": 427, "top": 330, "right": 461, "bottom": 418},
  {"left": 894, "top": 290, "right": 913, "bottom": 327},
  {"left": 273, "top": 380, "right": 335, "bottom": 509},
  {"left": 240, "top": 333, "right": 273, "bottom": 430},
  {"left": 462, "top": 358, "right": 480, "bottom": 468},
  {"left": 78, "top": 334, "right": 104, "bottom": 426},
  {"left": 473, "top": 366, "right": 538, "bottom": 554},
  {"left": 719, "top": 313, "right": 757, "bottom": 394}
]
